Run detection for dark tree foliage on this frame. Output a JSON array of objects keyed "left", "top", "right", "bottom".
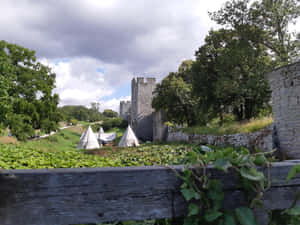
[
  {"left": 209, "top": 0, "right": 300, "bottom": 64},
  {"left": 0, "top": 40, "right": 61, "bottom": 140},
  {"left": 152, "top": 60, "right": 201, "bottom": 126},
  {"left": 192, "top": 28, "right": 272, "bottom": 122}
]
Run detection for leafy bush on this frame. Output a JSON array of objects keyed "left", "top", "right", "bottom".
[
  {"left": 102, "top": 117, "right": 128, "bottom": 131},
  {"left": 7, "top": 114, "right": 34, "bottom": 141},
  {"left": 41, "top": 118, "right": 58, "bottom": 134},
  {"left": 69, "top": 118, "right": 78, "bottom": 126},
  {"left": 103, "top": 109, "right": 118, "bottom": 118}
]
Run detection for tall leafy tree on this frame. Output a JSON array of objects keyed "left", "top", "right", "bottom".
[
  {"left": 152, "top": 61, "right": 201, "bottom": 126},
  {"left": 0, "top": 40, "right": 60, "bottom": 140},
  {"left": 192, "top": 28, "right": 272, "bottom": 122},
  {"left": 209, "top": 0, "right": 300, "bottom": 64}
]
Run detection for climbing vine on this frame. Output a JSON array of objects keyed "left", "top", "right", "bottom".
[{"left": 178, "top": 146, "right": 272, "bottom": 225}]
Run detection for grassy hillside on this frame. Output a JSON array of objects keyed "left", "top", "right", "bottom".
[{"left": 181, "top": 116, "right": 273, "bottom": 135}]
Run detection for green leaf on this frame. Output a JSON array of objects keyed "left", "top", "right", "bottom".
[
  {"left": 188, "top": 203, "right": 200, "bottom": 216},
  {"left": 204, "top": 209, "right": 223, "bottom": 222},
  {"left": 214, "top": 158, "right": 232, "bottom": 172},
  {"left": 181, "top": 188, "right": 200, "bottom": 201},
  {"left": 224, "top": 213, "right": 237, "bottom": 225},
  {"left": 235, "top": 207, "right": 257, "bottom": 225},
  {"left": 253, "top": 154, "right": 266, "bottom": 166},
  {"left": 286, "top": 206, "right": 300, "bottom": 216},
  {"left": 240, "top": 167, "right": 264, "bottom": 182},
  {"left": 286, "top": 165, "right": 300, "bottom": 182}
]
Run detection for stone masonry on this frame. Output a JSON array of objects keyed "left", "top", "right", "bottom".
[
  {"left": 131, "top": 77, "right": 156, "bottom": 141},
  {"left": 153, "top": 110, "right": 168, "bottom": 142},
  {"left": 119, "top": 101, "right": 131, "bottom": 121},
  {"left": 267, "top": 61, "right": 300, "bottom": 158},
  {"left": 167, "top": 125, "right": 273, "bottom": 152}
]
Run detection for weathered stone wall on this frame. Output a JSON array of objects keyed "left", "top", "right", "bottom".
[
  {"left": 131, "top": 77, "right": 156, "bottom": 141},
  {"left": 167, "top": 125, "right": 273, "bottom": 152},
  {"left": 119, "top": 101, "right": 131, "bottom": 121},
  {"left": 267, "top": 61, "right": 300, "bottom": 158},
  {"left": 153, "top": 110, "right": 168, "bottom": 142}
]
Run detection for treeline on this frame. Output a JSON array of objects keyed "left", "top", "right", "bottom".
[
  {"left": 153, "top": 0, "right": 300, "bottom": 127},
  {"left": 59, "top": 105, "right": 127, "bottom": 130},
  {"left": 59, "top": 105, "right": 119, "bottom": 123}
]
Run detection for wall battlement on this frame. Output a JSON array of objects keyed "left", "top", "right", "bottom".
[{"left": 133, "top": 77, "right": 156, "bottom": 85}]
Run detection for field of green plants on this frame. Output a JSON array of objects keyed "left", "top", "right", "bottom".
[{"left": 0, "top": 128, "right": 191, "bottom": 169}]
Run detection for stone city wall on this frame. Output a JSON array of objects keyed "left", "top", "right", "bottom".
[
  {"left": 267, "top": 61, "right": 300, "bottom": 158},
  {"left": 167, "top": 125, "right": 273, "bottom": 152}
]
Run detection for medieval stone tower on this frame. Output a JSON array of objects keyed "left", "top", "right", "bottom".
[
  {"left": 267, "top": 61, "right": 300, "bottom": 158},
  {"left": 119, "top": 101, "right": 131, "bottom": 121},
  {"left": 131, "top": 77, "right": 156, "bottom": 141}
]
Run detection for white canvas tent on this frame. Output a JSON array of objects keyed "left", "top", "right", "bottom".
[
  {"left": 118, "top": 125, "right": 139, "bottom": 147},
  {"left": 77, "top": 126, "right": 100, "bottom": 149},
  {"left": 96, "top": 126, "right": 116, "bottom": 143},
  {"left": 98, "top": 127, "right": 104, "bottom": 135}
]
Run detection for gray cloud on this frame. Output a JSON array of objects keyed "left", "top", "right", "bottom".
[{"left": 1, "top": 0, "right": 227, "bottom": 107}]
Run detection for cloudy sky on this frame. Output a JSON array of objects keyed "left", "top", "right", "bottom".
[{"left": 1, "top": 0, "right": 234, "bottom": 112}]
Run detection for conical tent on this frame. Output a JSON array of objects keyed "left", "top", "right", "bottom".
[
  {"left": 96, "top": 126, "right": 116, "bottom": 143},
  {"left": 118, "top": 125, "right": 139, "bottom": 147},
  {"left": 96, "top": 127, "right": 104, "bottom": 139},
  {"left": 77, "top": 126, "right": 100, "bottom": 149}
]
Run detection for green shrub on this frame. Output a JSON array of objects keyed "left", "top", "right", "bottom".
[
  {"left": 7, "top": 114, "right": 34, "bottom": 141},
  {"left": 41, "top": 118, "right": 58, "bottom": 134},
  {"left": 102, "top": 117, "right": 128, "bottom": 131},
  {"left": 69, "top": 118, "right": 78, "bottom": 126},
  {"left": 47, "top": 135, "right": 59, "bottom": 142}
]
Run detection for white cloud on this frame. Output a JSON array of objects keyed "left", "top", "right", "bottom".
[
  {"left": 4, "top": 0, "right": 296, "bottom": 111},
  {"left": 40, "top": 57, "right": 134, "bottom": 109},
  {"left": 100, "top": 96, "right": 131, "bottom": 113}
]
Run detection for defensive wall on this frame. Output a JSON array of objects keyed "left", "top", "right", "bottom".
[
  {"left": 167, "top": 125, "right": 274, "bottom": 152},
  {"left": 267, "top": 61, "right": 300, "bottom": 158}
]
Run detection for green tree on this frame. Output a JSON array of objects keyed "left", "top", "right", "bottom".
[
  {"left": 209, "top": 0, "right": 300, "bottom": 64},
  {"left": 192, "top": 28, "right": 272, "bottom": 122},
  {"left": 103, "top": 109, "right": 118, "bottom": 118},
  {"left": 152, "top": 61, "right": 201, "bottom": 126},
  {"left": 0, "top": 40, "right": 60, "bottom": 140},
  {"left": 59, "top": 105, "right": 104, "bottom": 122}
]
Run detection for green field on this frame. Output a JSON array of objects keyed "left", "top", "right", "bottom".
[{"left": 0, "top": 127, "right": 192, "bottom": 169}]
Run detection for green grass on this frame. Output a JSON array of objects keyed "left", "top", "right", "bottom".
[
  {"left": 23, "top": 129, "right": 81, "bottom": 151},
  {"left": 181, "top": 116, "right": 273, "bottom": 135}
]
